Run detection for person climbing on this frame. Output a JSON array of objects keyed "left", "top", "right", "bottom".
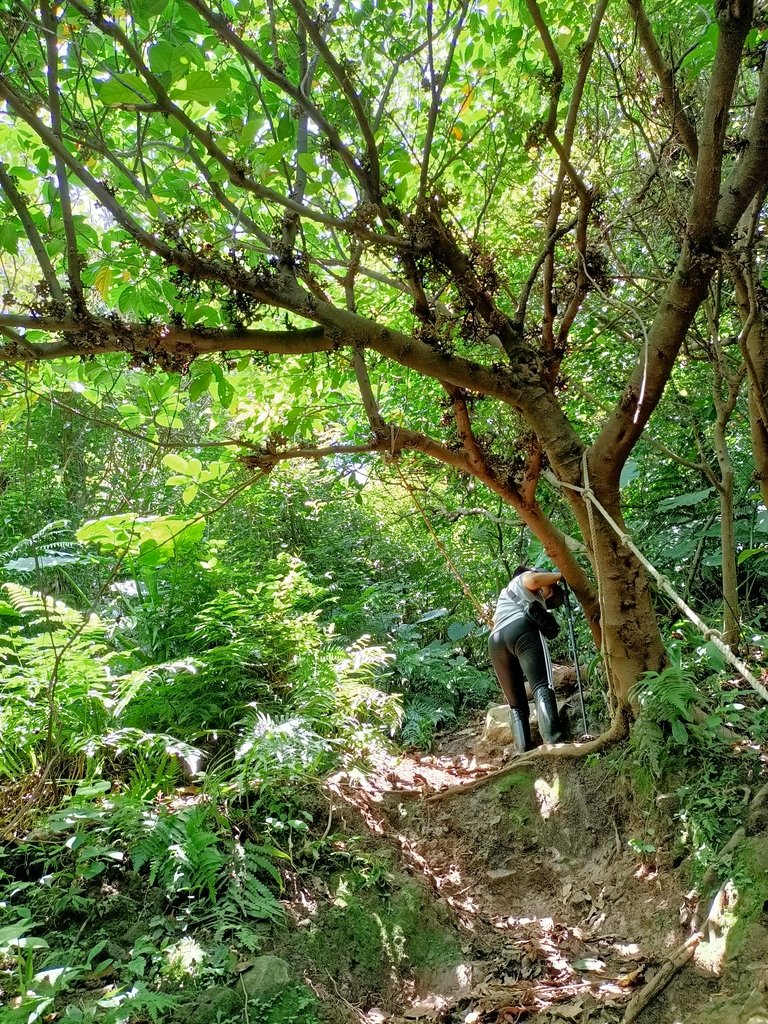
[{"left": 488, "top": 565, "right": 565, "bottom": 752}]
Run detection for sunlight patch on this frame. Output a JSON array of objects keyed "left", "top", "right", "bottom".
[
  {"left": 693, "top": 879, "right": 738, "bottom": 977},
  {"left": 534, "top": 775, "right": 561, "bottom": 818}
]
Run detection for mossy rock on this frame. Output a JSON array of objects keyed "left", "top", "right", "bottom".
[
  {"left": 176, "top": 984, "right": 243, "bottom": 1024},
  {"left": 240, "top": 955, "right": 292, "bottom": 998}
]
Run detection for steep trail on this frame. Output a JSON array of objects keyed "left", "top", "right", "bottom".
[{"left": 326, "top": 724, "right": 716, "bottom": 1024}]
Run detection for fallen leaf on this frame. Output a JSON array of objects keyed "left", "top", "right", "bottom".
[
  {"left": 572, "top": 958, "right": 606, "bottom": 973},
  {"left": 617, "top": 965, "right": 645, "bottom": 987},
  {"left": 550, "top": 999, "right": 585, "bottom": 1019}
]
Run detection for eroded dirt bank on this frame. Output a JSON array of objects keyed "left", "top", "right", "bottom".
[{"left": 277, "top": 729, "right": 768, "bottom": 1024}]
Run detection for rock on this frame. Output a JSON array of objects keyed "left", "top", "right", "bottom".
[
  {"left": 481, "top": 705, "right": 514, "bottom": 746},
  {"left": 240, "top": 954, "right": 292, "bottom": 997},
  {"left": 178, "top": 985, "right": 243, "bottom": 1024}
]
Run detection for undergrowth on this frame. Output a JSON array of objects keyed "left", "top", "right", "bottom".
[{"left": 618, "top": 630, "right": 768, "bottom": 888}]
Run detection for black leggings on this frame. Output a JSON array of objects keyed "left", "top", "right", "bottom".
[{"left": 488, "top": 618, "right": 554, "bottom": 708}]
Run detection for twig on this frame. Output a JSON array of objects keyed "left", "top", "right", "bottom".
[
  {"left": 622, "top": 932, "right": 702, "bottom": 1023},
  {"left": 240, "top": 975, "right": 250, "bottom": 1024}
]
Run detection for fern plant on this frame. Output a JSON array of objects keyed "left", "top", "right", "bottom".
[
  {"left": 0, "top": 583, "right": 113, "bottom": 776},
  {"left": 129, "top": 805, "right": 225, "bottom": 901},
  {"left": 123, "top": 800, "right": 286, "bottom": 921},
  {"left": 218, "top": 840, "right": 284, "bottom": 925},
  {"left": 629, "top": 652, "right": 701, "bottom": 780},
  {"left": 0, "top": 583, "right": 204, "bottom": 779}
]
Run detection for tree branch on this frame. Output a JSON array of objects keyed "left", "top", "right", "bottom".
[
  {"left": 627, "top": 0, "right": 699, "bottom": 163},
  {"left": 0, "top": 314, "right": 330, "bottom": 360},
  {"left": 688, "top": 0, "right": 753, "bottom": 243},
  {"left": 591, "top": 0, "right": 758, "bottom": 481},
  {"left": 717, "top": 49, "right": 768, "bottom": 233},
  {"left": 0, "top": 162, "right": 65, "bottom": 302},
  {"left": 40, "top": 0, "right": 84, "bottom": 308},
  {"left": 419, "top": 0, "right": 470, "bottom": 201},
  {"left": 287, "top": 0, "right": 382, "bottom": 198},
  {"left": 62, "top": 1, "right": 404, "bottom": 247}
]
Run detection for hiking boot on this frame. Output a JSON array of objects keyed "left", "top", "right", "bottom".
[
  {"left": 509, "top": 706, "right": 533, "bottom": 752},
  {"left": 533, "top": 686, "right": 563, "bottom": 744}
]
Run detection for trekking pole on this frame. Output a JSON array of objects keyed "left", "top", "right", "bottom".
[{"left": 563, "top": 583, "right": 589, "bottom": 736}]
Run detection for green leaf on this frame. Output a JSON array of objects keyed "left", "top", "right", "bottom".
[
  {"left": 77, "top": 514, "right": 206, "bottom": 566},
  {"left": 447, "top": 621, "right": 474, "bottom": 641},
  {"left": 415, "top": 608, "right": 449, "bottom": 623},
  {"left": 671, "top": 719, "right": 689, "bottom": 745},
  {"left": 189, "top": 368, "right": 213, "bottom": 401},
  {"left": 297, "top": 152, "right": 316, "bottom": 175},
  {"left": 132, "top": 0, "right": 169, "bottom": 21},
  {"left": 619, "top": 457, "right": 639, "bottom": 489},
  {"left": 738, "top": 547, "right": 767, "bottom": 564},
  {"left": 96, "top": 74, "right": 150, "bottom": 105},
  {"left": 162, "top": 453, "right": 191, "bottom": 474},
  {"left": 148, "top": 40, "right": 177, "bottom": 75},
  {"left": 74, "top": 780, "right": 111, "bottom": 797},
  {"left": 171, "top": 70, "right": 229, "bottom": 104},
  {"left": 0, "top": 222, "right": 18, "bottom": 254},
  {"left": 658, "top": 488, "right": 714, "bottom": 510}
]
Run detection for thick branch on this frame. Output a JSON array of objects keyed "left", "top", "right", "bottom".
[
  {"left": 627, "top": 0, "right": 699, "bottom": 163},
  {"left": 0, "top": 314, "right": 329, "bottom": 360},
  {"left": 591, "top": 0, "right": 758, "bottom": 480},
  {"left": 688, "top": 0, "right": 753, "bottom": 243},
  {"left": 717, "top": 50, "right": 768, "bottom": 233}
]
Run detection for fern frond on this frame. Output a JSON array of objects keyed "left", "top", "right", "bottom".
[
  {"left": 633, "top": 664, "right": 699, "bottom": 724},
  {"left": 224, "top": 841, "right": 283, "bottom": 922},
  {"left": 630, "top": 715, "right": 666, "bottom": 779},
  {"left": 2, "top": 582, "right": 94, "bottom": 631},
  {"left": 130, "top": 807, "right": 225, "bottom": 901},
  {"left": 112, "top": 658, "right": 200, "bottom": 716}
]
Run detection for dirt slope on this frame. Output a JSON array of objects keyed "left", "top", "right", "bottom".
[{"left": 308, "top": 725, "right": 749, "bottom": 1024}]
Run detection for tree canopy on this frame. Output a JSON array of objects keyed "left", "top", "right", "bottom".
[{"left": 1, "top": 0, "right": 768, "bottom": 725}]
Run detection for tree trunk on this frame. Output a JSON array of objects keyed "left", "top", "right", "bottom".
[
  {"left": 557, "top": 463, "right": 667, "bottom": 716},
  {"left": 743, "top": 321, "right": 768, "bottom": 509}
]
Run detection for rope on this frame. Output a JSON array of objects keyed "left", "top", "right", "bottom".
[
  {"left": 582, "top": 453, "right": 616, "bottom": 713},
  {"left": 394, "top": 462, "right": 494, "bottom": 629},
  {"left": 559, "top": 470, "right": 768, "bottom": 702}
]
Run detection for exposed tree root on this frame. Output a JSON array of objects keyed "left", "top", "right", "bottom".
[
  {"left": 621, "top": 932, "right": 703, "bottom": 1023},
  {"left": 425, "top": 715, "right": 628, "bottom": 803}
]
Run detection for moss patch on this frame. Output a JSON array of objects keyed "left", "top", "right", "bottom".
[
  {"left": 280, "top": 874, "right": 462, "bottom": 1006},
  {"left": 248, "top": 984, "right": 322, "bottom": 1024},
  {"left": 723, "top": 834, "right": 768, "bottom": 986}
]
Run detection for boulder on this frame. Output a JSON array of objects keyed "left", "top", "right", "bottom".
[
  {"left": 481, "top": 704, "right": 514, "bottom": 746},
  {"left": 178, "top": 986, "right": 243, "bottom": 1024},
  {"left": 240, "top": 954, "right": 292, "bottom": 998}
]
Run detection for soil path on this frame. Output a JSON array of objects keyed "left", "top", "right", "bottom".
[{"left": 327, "top": 724, "right": 712, "bottom": 1024}]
